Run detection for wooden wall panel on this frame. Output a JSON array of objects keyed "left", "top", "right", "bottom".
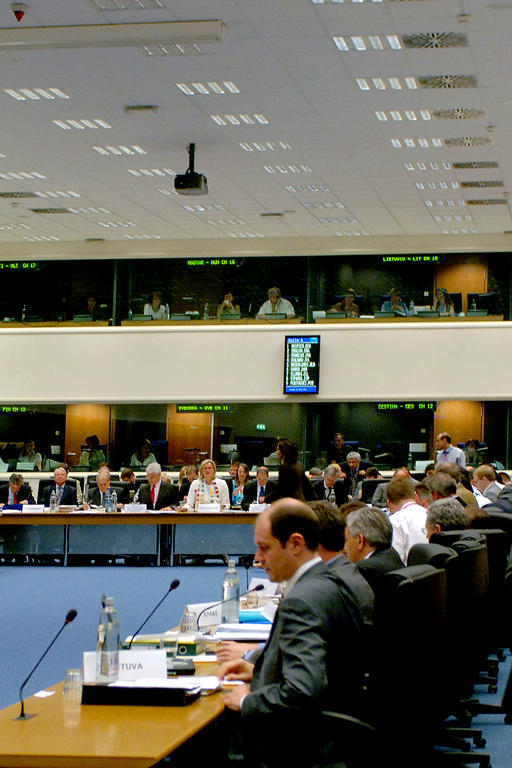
[
  {"left": 64, "top": 403, "right": 111, "bottom": 467},
  {"left": 435, "top": 255, "right": 487, "bottom": 312},
  {"left": 166, "top": 404, "right": 212, "bottom": 466},
  {"left": 433, "top": 401, "right": 484, "bottom": 456}
]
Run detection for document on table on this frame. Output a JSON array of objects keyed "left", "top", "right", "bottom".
[
  {"left": 198, "top": 623, "right": 272, "bottom": 642},
  {"left": 109, "top": 676, "right": 221, "bottom": 693}
]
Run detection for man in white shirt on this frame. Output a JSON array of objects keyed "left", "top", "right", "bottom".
[
  {"left": 256, "top": 286, "right": 295, "bottom": 318},
  {"left": 387, "top": 477, "right": 428, "bottom": 564},
  {"left": 435, "top": 432, "right": 466, "bottom": 469}
]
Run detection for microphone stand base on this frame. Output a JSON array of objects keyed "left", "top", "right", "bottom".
[{"left": 14, "top": 713, "right": 38, "bottom": 720}]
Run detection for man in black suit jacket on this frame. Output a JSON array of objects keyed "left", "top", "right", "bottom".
[
  {"left": 340, "top": 452, "right": 374, "bottom": 497},
  {"left": 312, "top": 464, "right": 348, "bottom": 507},
  {"left": 343, "top": 505, "right": 403, "bottom": 593},
  {"left": 84, "top": 469, "right": 130, "bottom": 508},
  {"left": 42, "top": 467, "right": 78, "bottom": 506},
  {"left": 137, "top": 462, "right": 180, "bottom": 509},
  {"left": 0, "top": 473, "right": 35, "bottom": 506},
  {"left": 243, "top": 466, "right": 277, "bottom": 506},
  {"left": 218, "top": 499, "right": 365, "bottom": 768}
]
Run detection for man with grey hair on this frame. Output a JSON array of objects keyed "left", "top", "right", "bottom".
[
  {"left": 343, "top": 506, "right": 403, "bottom": 591},
  {"left": 425, "top": 498, "right": 468, "bottom": 538},
  {"left": 312, "top": 464, "right": 348, "bottom": 506},
  {"left": 137, "top": 462, "right": 180, "bottom": 509},
  {"left": 340, "top": 452, "right": 372, "bottom": 498},
  {"left": 84, "top": 468, "right": 113, "bottom": 508},
  {"left": 256, "top": 286, "right": 295, "bottom": 318},
  {"left": 372, "top": 466, "right": 419, "bottom": 508},
  {"left": 0, "top": 472, "right": 35, "bottom": 506}
]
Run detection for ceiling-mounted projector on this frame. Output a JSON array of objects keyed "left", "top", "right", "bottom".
[{"left": 174, "top": 142, "right": 208, "bottom": 196}]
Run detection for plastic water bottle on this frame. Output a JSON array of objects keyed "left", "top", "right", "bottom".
[
  {"left": 96, "top": 596, "right": 120, "bottom": 683},
  {"left": 49, "top": 489, "right": 57, "bottom": 513},
  {"left": 409, "top": 299, "right": 415, "bottom": 316},
  {"left": 111, "top": 490, "right": 118, "bottom": 512},
  {"left": 104, "top": 488, "right": 113, "bottom": 513},
  {"left": 203, "top": 302, "right": 209, "bottom": 320},
  {"left": 128, "top": 308, "right": 133, "bottom": 321},
  {"left": 221, "top": 559, "right": 240, "bottom": 624}
]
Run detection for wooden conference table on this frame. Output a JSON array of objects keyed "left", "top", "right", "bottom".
[{"left": 0, "top": 663, "right": 224, "bottom": 767}]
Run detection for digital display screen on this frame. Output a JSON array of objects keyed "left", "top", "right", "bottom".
[
  {"left": 0, "top": 261, "right": 38, "bottom": 270},
  {"left": 186, "top": 258, "right": 237, "bottom": 267},
  {"left": 284, "top": 335, "right": 320, "bottom": 395},
  {"left": 176, "top": 404, "right": 230, "bottom": 413},
  {"left": 381, "top": 255, "right": 439, "bottom": 264},
  {"left": 376, "top": 402, "right": 437, "bottom": 412}
]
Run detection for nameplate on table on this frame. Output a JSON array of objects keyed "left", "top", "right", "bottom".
[
  {"left": 186, "top": 601, "right": 222, "bottom": 628},
  {"left": 1, "top": 504, "right": 45, "bottom": 514},
  {"left": 122, "top": 503, "right": 148, "bottom": 513},
  {"left": 249, "top": 503, "right": 269, "bottom": 513},
  {"left": 82, "top": 649, "right": 167, "bottom": 682},
  {"left": 198, "top": 503, "right": 221, "bottom": 513}
]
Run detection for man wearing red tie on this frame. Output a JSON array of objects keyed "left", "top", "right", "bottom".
[
  {"left": 137, "top": 462, "right": 179, "bottom": 509},
  {"left": 0, "top": 473, "right": 35, "bottom": 506}
]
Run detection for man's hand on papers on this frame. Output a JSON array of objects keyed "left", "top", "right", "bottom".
[
  {"left": 223, "top": 683, "right": 251, "bottom": 712},
  {"left": 217, "top": 658, "right": 253, "bottom": 683}
]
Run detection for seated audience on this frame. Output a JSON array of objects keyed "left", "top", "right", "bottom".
[
  {"left": 42, "top": 466, "right": 78, "bottom": 506},
  {"left": 78, "top": 434, "right": 105, "bottom": 470},
  {"left": 185, "top": 459, "right": 230, "bottom": 510},
  {"left": 381, "top": 287, "right": 408, "bottom": 316},
  {"left": 138, "top": 462, "right": 180, "bottom": 510},
  {"left": 431, "top": 462, "right": 478, "bottom": 510},
  {"left": 224, "top": 460, "right": 240, "bottom": 500},
  {"left": 424, "top": 463, "right": 436, "bottom": 477},
  {"left": 355, "top": 465, "right": 381, "bottom": 500},
  {"left": 121, "top": 468, "right": 136, "bottom": 484},
  {"left": 308, "top": 499, "right": 374, "bottom": 628},
  {"left": 256, "top": 286, "right": 295, "bottom": 318},
  {"left": 177, "top": 464, "right": 197, "bottom": 499},
  {"left": 143, "top": 290, "right": 169, "bottom": 320},
  {"left": 387, "top": 477, "right": 428, "bottom": 563},
  {"left": 308, "top": 466, "right": 323, "bottom": 481},
  {"left": 499, "top": 472, "right": 511, "bottom": 486},
  {"left": 244, "top": 466, "right": 276, "bottom": 506},
  {"left": 425, "top": 498, "right": 468, "bottom": 538},
  {"left": 84, "top": 468, "right": 129, "bottom": 509},
  {"left": 343, "top": 505, "right": 404, "bottom": 592},
  {"left": 312, "top": 463, "right": 348, "bottom": 507},
  {"left": 327, "top": 288, "right": 359, "bottom": 317},
  {"left": 472, "top": 464, "right": 502, "bottom": 503},
  {"left": 217, "top": 499, "right": 365, "bottom": 768},
  {"left": 18, "top": 439, "right": 42, "bottom": 470},
  {"left": 85, "top": 294, "right": 105, "bottom": 320},
  {"left": 130, "top": 439, "right": 156, "bottom": 469},
  {"left": 371, "top": 466, "right": 417, "bottom": 508},
  {"left": 0, "top": 472, "right": 35, "bottom": 506},
  {"left": 216, "top": 291, "right": 240, "bottom": 318},
  {"left": 432, "top": 287, "right": 455, "bottom": 316}
]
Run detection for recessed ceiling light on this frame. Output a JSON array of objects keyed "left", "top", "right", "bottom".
[
  {"left": 264, "top": 164, "right": 312, "bottom": 174},
  {"left": 4, "top": 87, "right": 69, "bottom": 100},
  {"left": 69, "top": 207, "right": 111, "bottom": 214},
  {"left": 358, "top": 77, "right": 417, "bottom": 91},
  {"left": 333, "top": 34, "right": 401, "bottom": 51},
  {"left": 128, "top": 167, "right": 175, "bottom": 176},
  {"left": 0, "top": 170, "right": 46, "bottom": 180},
  {"left": 140, "top": 43, "right": 202, "bottom": 57},
  {"left": 35, "top": 190, "right": 81, "bottom": 198},
  {"left": 124, "top": 233, "right": 162, "bottom": 240},
  {"left": 177, "top": 80, "right": 239, "bottom": 95},
  {"left": 302, "top": 200, "right": 344, "bottom": 209},
  {"left": 285, "top": 184, "right": 330, "bottom": 193},
  {"left": 97, "top": 220, "right": 136, "bottom": 228},
  {"left": 53, "top": 118, "right": 111, "bottom": 130},
  {"left": 239, "top": 141, "right": 292, "bottom": 151},
  {"left": 93, "top": 145, "right": 147, "bottom": 155}
]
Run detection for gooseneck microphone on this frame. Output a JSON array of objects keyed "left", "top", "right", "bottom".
[
  {"left": 196, "top": 584, "right": 264, "bottom": 629},
  {"left": 127, "top": 579, "right": 180, "bottom": 649},
  {"left": 17, "top": 609, "right": 78, "bottom": 721}
]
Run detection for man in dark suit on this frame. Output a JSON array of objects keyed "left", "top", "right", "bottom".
[
  {"left": 243, "top": 466, "right": 276, "bottom": 506},
  {"left": 0, "top": 473, "right": 35, "bottom": 506},
  {"left": 42, "top": 467, "right": 78, "bottom": 506},
  {"left": 137, "top": 462, "right": 180, "bottom": 509},
  {"left": 218, "top": 499, "right": 365, "bottom": 768},
  {"left": 340, "top": 451, "right": 374, "bottom": 498},
  {"left": 84, "top": 469, "right": 130, "bottom": 508},
  {"left": 312, "top": 464, "right": 348, "bottom": 507},
  {"left": 343, "top": 505, "right": 403, "bottom": 593}
]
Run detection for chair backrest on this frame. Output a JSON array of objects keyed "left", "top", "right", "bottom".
[
  {"left": 471, "top": 509, "right": 512, "bottom": 552},
  {"left": 359, "top": 478, "right": 387, "bottom": 503},
  {"left": 407, "top": 542, "right": 457, "bottom": 571}
]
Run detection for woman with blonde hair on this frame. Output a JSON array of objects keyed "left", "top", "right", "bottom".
[{"left": 185, "top": 459, "right": 230, "bottom": 510}]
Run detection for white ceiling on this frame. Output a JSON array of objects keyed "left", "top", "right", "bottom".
[{"left": 0, "top": 0, "right": 512, "bottom": 260}]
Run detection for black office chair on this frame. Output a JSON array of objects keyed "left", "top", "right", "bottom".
[{"left": 359, "top": 478, "right": 387, "bottom": 503}]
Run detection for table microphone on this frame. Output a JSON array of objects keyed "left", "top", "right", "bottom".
[
  {"left": 127, "top": 579, "right": 180, "bottom": 649},
  {"left": 16, "top": 608, "right": 78, "bottom": 721},
  {"left": 196, "top": 584, "right": 264, "bottom": 629}
]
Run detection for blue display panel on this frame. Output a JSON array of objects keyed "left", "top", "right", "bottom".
[{"left": 284, "top": 335, "right": 320, "bottom": 394}]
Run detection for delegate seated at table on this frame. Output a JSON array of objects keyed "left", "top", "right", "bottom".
[
  {"left": 130, "top": 439, "right": 156, "bottom": 468},
  {"left": 327, "top": 288, "right": 359, "bottom": 317},
  {"left": 380, "top": 288, "right": 409, "bottom": 317},
  {"left": 185, "top": 459, "right": 230, "bottom": 510},
  {"left": 78, "top": 434, "right": 105, "bottom": 470},
  {"left": 256, "top": 286, "right": 295, "bottom": 318},
  {"left": 0, "top": 472, "right": 35, "bottom": 506},
  {"left": 432, "top": 287, "right": 455, "bottom": 316},
  {"left": 143, "top": 290, "right": 169, "bottom": 320},
  {"left": 137, "top": 462, "right": 180, "bottom": 509},
  {"left": 217, "top": 291, "right": 240, "bottom": 318},
  {"left": 18, "top": 439, "right": 42, "bottom": 470},
  {"left": 42, "top": 467, "right": 78, "bottom": 506}
]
